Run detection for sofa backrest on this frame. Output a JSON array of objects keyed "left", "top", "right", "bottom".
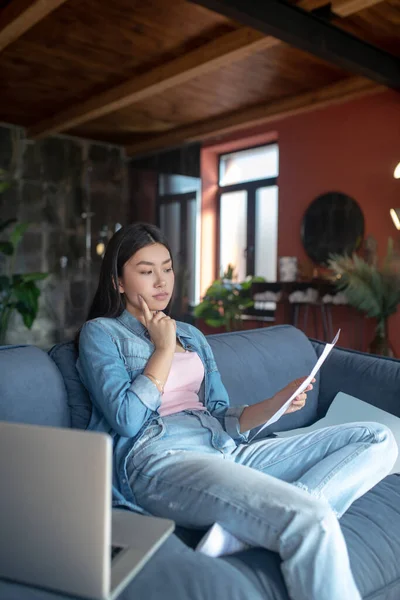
[
  {"left": 48, "top": 324, "right": 319, "bottom": 437},
  {"left": 207, "top": 325, "right": 319, "bottom": 435},
  {"left": 0, "top": 325, "right": 319, "bottom": 435},
  {"left": 0, "top": 345, "right": 70, "bottom": 428}
]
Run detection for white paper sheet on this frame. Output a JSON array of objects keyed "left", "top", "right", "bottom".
[{"left": 249, "top": 329, "right": 341, "bottom": 442}]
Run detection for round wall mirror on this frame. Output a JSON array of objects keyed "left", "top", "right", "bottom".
[{"left": 301, "top": 192, "right": 364, "bottom": 265}]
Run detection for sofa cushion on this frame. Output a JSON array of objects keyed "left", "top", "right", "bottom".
[
  {"left": 207, "top": 325, "right": 320, "bottom": 436},
  {"left": 49, "top": 341, "right": 92, "bottom": 430},
  {"left": 340, "top": 474, "right": 400, "bottom": 600},
  {"left": 222, "top": 474, "right": 400, "bottom": 600},
  {"left": 0, "top": 345, "right": 70, "bottom": 428}
]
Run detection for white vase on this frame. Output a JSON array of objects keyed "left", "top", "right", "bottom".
[{"left": 279, "top": 257, "right": 298, "bottom": 282}]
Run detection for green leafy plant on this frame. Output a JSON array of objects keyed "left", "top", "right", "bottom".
[
  {"left": 193, "top": 264, "right": 265, "bottom": 331},
  {"left": 327, "top": 239, "right": 400, "bottom": 355},
  {"left": 0, "top": 171, "right": 48, "bottom": 343}
]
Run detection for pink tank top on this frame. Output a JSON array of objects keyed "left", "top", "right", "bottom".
[{"left": 158, "top": 351, "right": 206, "bottom": 417}]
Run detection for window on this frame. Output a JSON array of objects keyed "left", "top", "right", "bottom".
[
  {"left": 219, "top": 144, "right": 278, "bottom": 186},
  {"left": 218, "top": 143, "right": 279, "bottom": 281}
]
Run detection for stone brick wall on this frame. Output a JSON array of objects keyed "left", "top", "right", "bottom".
[{"left": 0, "top": 123, "right": 129, "bottom": 348}]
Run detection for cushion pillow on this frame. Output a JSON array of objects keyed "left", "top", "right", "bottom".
[{"left": 49, "top": 341, "right": 92, "bottom": 430}]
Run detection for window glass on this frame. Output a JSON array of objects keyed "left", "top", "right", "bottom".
[{"left": 219, "top": 144, "right": 278, "bottom": 186}]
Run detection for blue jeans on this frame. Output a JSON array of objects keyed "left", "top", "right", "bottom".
[{"left": 127, "top": 410, "right": 398, "bottom": 600}]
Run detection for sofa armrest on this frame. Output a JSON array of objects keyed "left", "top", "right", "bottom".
[{"left": 311, "top": 340, "right": 400, "bottom": 419}]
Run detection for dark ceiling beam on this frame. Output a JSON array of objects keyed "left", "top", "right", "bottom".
[
  {"left": 188, "top": 0, "right": 400, "bottom": 89},
  {"left": 0, "top": 0, "right": 68, "bottom": 52},
  {"left": 332, "top": 0, "right": 384, "bottom": 18},
  {"left": 298, "top": 0, "right": 384, "bottom": 14},
  {"left": 125, "top": 76, "right": 383, "bottom": 157},
  {"left": 28, "top": 27, "right": 279, "bottom": 139}
]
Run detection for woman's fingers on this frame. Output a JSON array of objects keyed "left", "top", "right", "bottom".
[
  {"left": 289, "top": 394, "right": 307, "bottom": 412},
  {"left": 293, "top": 378, "right": 314, "bottom": 393},
  {"left": 152, "top": 311, "right": 168, "bottom": 322},
  {"left": 283, "top": 375, "right": 316, "bottom": 414},
  {"left": 138, "top": 295, "right": 153, "bottom": 323},
  {"left": 293, "top": 377, "right": 315, "bottom": 389}
]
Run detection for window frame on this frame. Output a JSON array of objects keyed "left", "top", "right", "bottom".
[
  {"left": 218, "top": 141, "right": 279, "bottom": 187},
  {"left": 217, "top": 142, "right": 279, "bottom": 279},
  {"left": 217, "top": 179, "right": 278, "bottom": 278}
]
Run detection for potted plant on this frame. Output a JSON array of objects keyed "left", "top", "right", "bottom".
[
  {"left": 193, "top": 264, "right": 266, "bottom": 332},
  {"left": 327, "top": 238, "right": 400, "bottom": 357},
  {"left": 0, "top": 171, "right": 48, "bottom": 344}
]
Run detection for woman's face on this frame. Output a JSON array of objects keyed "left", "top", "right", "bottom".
[{"left": 118, "top": 242, "right": 174, "bottom": 319}]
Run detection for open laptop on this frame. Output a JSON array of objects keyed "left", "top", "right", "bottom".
[{"left": 0, "top": 421, "right": 175, "bottom": 599}]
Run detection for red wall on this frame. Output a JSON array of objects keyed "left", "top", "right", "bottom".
[{"left": 201, "top": 90, "right": 400, "bottom": 355}]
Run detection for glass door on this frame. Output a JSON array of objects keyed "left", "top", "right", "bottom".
[{"left": 157, "top": 174, "right": 200, "bottom": 320}]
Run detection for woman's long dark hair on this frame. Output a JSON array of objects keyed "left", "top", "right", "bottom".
[{"left": 75, "top": 222, "right": 173, "bottom": 350}]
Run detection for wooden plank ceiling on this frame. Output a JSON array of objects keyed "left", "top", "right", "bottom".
[{"left": 0, "top": 0, "right": 398, "bottom": 156}]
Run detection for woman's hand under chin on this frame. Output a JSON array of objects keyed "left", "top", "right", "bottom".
[
  {"left": 138, "top": 295, "right": 176, "bottom": 352},
  {"left": 133, "top": 295, "right": 165, "bottom": 324}
]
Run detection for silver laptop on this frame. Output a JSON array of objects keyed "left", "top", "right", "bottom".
[{"left": 0, "top": 421, "right": 175, "bottom": 600}]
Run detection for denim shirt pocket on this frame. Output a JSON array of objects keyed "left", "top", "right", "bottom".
[{"left": 120, "top": 338, "right": 152, "bottom": 374}]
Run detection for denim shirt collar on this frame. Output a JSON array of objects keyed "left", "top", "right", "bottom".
[{"left": 117, "top": 309, "right": 194, "bottom": 341}]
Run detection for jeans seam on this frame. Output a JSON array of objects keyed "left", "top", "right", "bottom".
[
  {"left": 252, "top": 424, "right": 378, "bottom": 471},
  {"left": 312, "top": 442, "right": 371, "bottom": 493},
  {"left": 134, "top": 470, "right": 282, "bottom": 537}
]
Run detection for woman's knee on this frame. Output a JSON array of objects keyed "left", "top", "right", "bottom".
[
  {"left": 284, "top": 485, "right": 335, "bottom": 526},
  {"left": 359, "top": 422, "right": 398, "bottom": 470},
  {"left": 348, "top": 422, "right": 393, "bottom": 445},
  {"left": 376, "top": 423, "right": 398, "bottom": 459},
  {"left": 281, "top": 497, "right": 339, "bottom": 554},
  {"left": 366, "top": 422, "right": 396, "bottom": 447}
]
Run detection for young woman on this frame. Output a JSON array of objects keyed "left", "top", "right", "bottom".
[{"left": 77, "top": 222, "right": 397, "bottom": 600}]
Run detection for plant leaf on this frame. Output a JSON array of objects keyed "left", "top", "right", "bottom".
[
  {"left": 10, "top": 222, "right": 29, "bottom": 250},
  {"left": 193, "top": 303, "right": 220, "bottom": 319},
  {"left": 194, "top": 270, "right": 266, "bottom": 330},
  {"left": 328, "top": 251, "right": 400, "bottom": 320},
  {"left": 13, "top": 281, "right": 41, "bottom": 318},
  {"left": 15, "top": 302, "right": 35, "bottom": 329},
  {"left": 204, "top": 316, "right": 225, "bottom": 327}
]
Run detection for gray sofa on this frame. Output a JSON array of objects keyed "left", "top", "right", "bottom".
[{"left": 1, "top": 324, "right": 400, "bottom": 600}]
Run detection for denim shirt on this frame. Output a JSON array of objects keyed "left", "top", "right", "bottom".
[{"left": 76, "top": 310, "right": 248, "bottom": 514}]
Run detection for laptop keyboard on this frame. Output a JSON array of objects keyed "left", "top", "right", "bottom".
[{"left": 111, "top": 545, "right": 124, "bottom": 561}]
